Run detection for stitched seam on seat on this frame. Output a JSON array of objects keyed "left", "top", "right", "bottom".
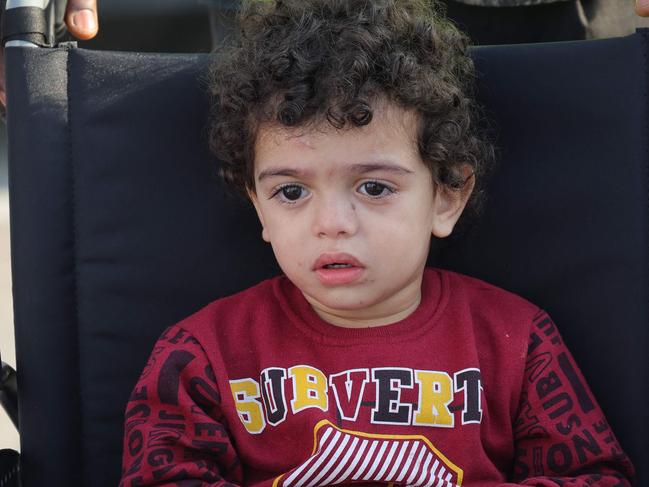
[
  {"left": 640, "top": 29, "right": 649, "bottom": 470},
  {"left": 642, "top": 30, "right": 649, "bottom": 334},
  {"left": 66, "top": 45, "right": 85, "bottom": 486}
]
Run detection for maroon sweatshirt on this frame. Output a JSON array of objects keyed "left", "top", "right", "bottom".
[{"left": 120, "top": 268, "right": 634, "bottom": 486}]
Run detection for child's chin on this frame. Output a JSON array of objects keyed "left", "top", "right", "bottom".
[{"left": 314, "top": 290, "right": 377, "bottom": 312}]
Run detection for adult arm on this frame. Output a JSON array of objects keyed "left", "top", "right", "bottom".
[
  {"left": 120, "top": 324, "right": 243, "bottom": 487},
  {"left": 505, "top": 311, "right": 635, "bottom": 486}
]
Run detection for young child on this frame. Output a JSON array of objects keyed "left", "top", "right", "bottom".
[{"left": 120, "top": 0, "right": 635, "bottom": 485}]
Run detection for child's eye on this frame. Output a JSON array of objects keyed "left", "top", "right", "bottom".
[
  {"left": 270, "top": 184, "right": 309, "bottom": 204},
  {"left": 357, "top": 181, "right": 396, "bottom": 198}
]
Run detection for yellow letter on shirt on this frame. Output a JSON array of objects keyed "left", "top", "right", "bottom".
[
  {"left": 413, "top": 370, "right": 454, "bottom": 427},
  {"left": 230, "top": 378, "right": 266, "bottom": 434},
  {"left": 289, "top": 365, "right": 328, "bottom": 413}
]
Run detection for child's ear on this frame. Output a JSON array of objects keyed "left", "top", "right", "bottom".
[
  {"left": 247, "top": 188, "right": 271, "bottom": 243},
  {"left": 430, "top": 164, "right": 475, "bottom": 238}
]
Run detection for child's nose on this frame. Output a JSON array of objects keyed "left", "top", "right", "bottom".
[{"left": 311, "top": 195, "right": 359, "bottom": 239}]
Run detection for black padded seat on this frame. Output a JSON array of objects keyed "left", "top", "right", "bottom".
[{"left": 5, "top": 32, "right": 648, "bottom": 486}]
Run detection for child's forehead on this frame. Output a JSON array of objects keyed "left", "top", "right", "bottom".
[
  {"left": 252, "top": 107, "right": 426, "bottom": 180},
  {"left": 255, "top": 102, "right": 420, "bottom": 151}
]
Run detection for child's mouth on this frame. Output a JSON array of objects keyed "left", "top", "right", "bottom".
[
  {"left": 323, "top": 263, "right": 353, "bottom": 269},
  {"left": 313, "top": 253, "right": 364, "bottom": 285}
]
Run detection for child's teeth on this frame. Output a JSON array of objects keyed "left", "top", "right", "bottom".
[{"left": 326, "top": 263, "right": 351, "bottom": 269}]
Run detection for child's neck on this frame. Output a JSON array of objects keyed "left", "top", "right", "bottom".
[{"left": 303, "top": 287, "right": 423, "bottom": 329}]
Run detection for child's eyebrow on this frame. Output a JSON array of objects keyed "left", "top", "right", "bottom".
[
  {"left": 256, "top": 162, "right": 413, "bottom": 182},
  {"left": 348, "top": 162, "right": 415, "bottom": 176},
  {"left": 257, "top": 168, "right": 313, "bottom": 182}
]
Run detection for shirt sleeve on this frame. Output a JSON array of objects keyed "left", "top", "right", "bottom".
[
  {"left": 508, "top": 311, "right": 635, "bottom": 486},
  {"left": 120, "top": 324, "right": 243, "bottom": 487}
]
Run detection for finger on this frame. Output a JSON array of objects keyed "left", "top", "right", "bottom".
[
  {"left": 636, "top": 0, "right": 649, "bottom": 17},
  {"left": 65, "top": 0, "right": 99, "bottom": 40}
]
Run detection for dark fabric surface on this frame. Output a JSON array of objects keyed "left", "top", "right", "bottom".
[
  {"left": 0, "top": 449, "right": 20, "bottom": 487},
  {"left": 5, "top": 45, "right": 83, "bottom": 486},
  {"left": 1, "top": 7, "right": 48, "bottom": 47},
  {"left": 435, "top": 32, "right": 649, "bottom": 484},
  {"left": 200, "top": 0, "right": 649, "bottom": 48},
  {"left": 445, "top": 0, "right": 588, "bottom": 43},
  {"left": 5, "top": 32, "right": 649, "bottom": 486},
  {"left": 201, "top": 0, "right": 241, "bottom": 9},
  {"left": 445, "top": 0, "right": 649, "bottom": 44}
]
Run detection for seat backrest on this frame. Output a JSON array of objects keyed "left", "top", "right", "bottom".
[{"left": 5, "top": 33, "right": 648, "bottom": 486}]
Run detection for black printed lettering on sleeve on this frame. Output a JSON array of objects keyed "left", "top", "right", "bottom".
[
  {"left": 510, "top": 312, "right": 634, "bottom": 485},
  {"left": 120, "top": 326, "right": 242, "bottom": 486}
]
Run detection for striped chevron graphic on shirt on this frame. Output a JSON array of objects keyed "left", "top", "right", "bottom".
[{"left": 273, "top": 420, "right": 463, "bottom": 487}]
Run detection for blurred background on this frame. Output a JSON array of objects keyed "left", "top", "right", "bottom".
[{"left": 1, "top": 0, "right": 648, "bottom": 455}]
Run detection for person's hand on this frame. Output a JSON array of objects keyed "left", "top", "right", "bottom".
[
  {"left": 636, "top": 0, "right": 649, "bottom": 17},
  {"left": 64, "top": 0, "right": 99, "bottom": 40},
  {"left": 0, "top": 0, "right": 99, "bottom": 110}
]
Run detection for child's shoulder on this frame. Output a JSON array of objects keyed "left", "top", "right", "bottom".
[
  {"left": 173, "top": 275, "right": 286, "bottom": 336},
  {"left": 431, "top": 267, "right": 543, "bottom": 322},
  {"left": 431, "top": 268, "right": 548, "bottom": 361}
]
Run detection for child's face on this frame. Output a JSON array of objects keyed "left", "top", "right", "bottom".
[{"left": 249, "top": 103, "right": 473, "bottom": 327}]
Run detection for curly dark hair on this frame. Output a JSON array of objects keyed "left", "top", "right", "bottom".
[{"left": 207, "top": 0, "right": 495, "bottom": 221}]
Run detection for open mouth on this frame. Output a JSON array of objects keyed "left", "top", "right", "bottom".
[
  {"left": 313, "top": 253, "right": 364, "bottom": 285},
  {"left": 323, "top": 263, "right": 354, "bottom": 269},
  {"left": 313, "top": 252, "right": 363, "bottom": 271}
]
